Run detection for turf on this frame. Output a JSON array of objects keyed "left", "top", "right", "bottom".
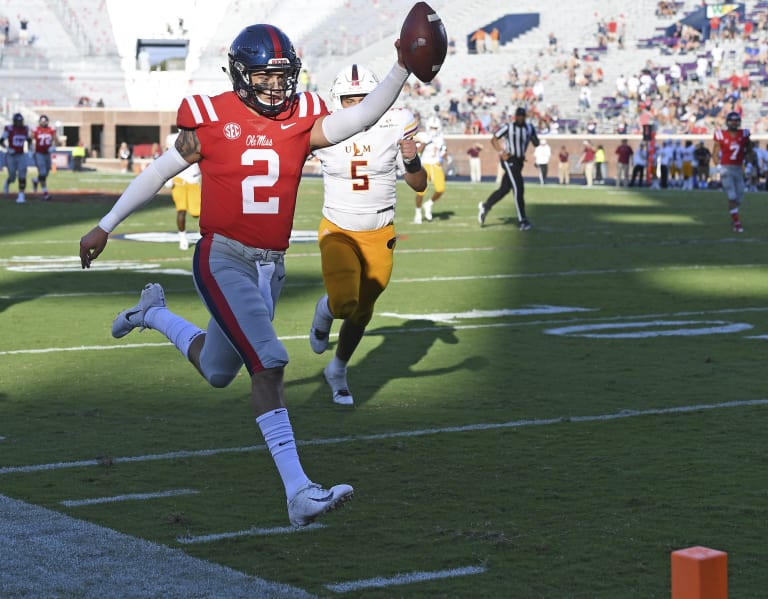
[{"left": 1, "top": 171, "right": 767, "bottom": 597}]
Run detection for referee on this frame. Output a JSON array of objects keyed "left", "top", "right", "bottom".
[{"left": 478, "top": 107, "right": 539, "bottom": 230}]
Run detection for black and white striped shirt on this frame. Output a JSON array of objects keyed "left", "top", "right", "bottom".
[{"left": 494, "top": 121, "right": 539, "bottom": 159}]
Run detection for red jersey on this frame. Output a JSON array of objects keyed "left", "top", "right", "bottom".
[
  {"left": 177, "top": 91, "right": 328, "bottom": 250},
  {"left": 713, "top": 128, "right": 750, "bottom": 166},
  {"left": 2, "top": 124, "right": 31, "bottom": 154},
  {"left": 32, "top": 126, "right": 56, "bottom": 154}
]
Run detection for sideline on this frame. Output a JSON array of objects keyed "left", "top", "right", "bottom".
[{"left": 0, "top": 495, "right": 314, "bottom": 599}]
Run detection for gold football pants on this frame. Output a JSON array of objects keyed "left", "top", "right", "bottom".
[{"left": 318, "top": 217, "right": 396, "bottom": 327}]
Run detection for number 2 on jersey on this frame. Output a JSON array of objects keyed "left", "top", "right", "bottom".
[{"left": 241, "top": 148, "right": 279, "bottom": 214}]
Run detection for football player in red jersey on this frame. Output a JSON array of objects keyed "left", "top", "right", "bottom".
[
  {"left": 1, "top": 113, "right": 32, "bottom": 203},
  {"left": 712, "top": 111, "right": 751, "bottom": 233},
  {"left": 79, "top": 24, "right": 410, "bottom": 527},
  {"left": 31, "top": 115, "right": 59, "bottom": 201}
]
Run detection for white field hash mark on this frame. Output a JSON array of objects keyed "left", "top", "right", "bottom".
[
  {"left": 325, "top": 565, "right": 487, "bottom": 593},
  {"left": 60, "top": 488, "right": 199, "bottom": 507},
  {"left": 2, "top": 399, "right": 767, "bottom": 476}
]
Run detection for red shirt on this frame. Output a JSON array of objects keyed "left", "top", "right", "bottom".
[
  {"left": 32, "top": 126, "right": 56, "bottom": 154},
  {"left": 615, "top": 144, "right": 633, "bottom": 164},
  {"left": 177, "top": 91, "right": 328, "bottom": 250},
  {"left": 3, "top": 124, "right": 30, "bottom": 154},
  {"left": 713, "top": 128, "right": 750, "bottom": 166}
]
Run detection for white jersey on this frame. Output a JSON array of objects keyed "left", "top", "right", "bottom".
[
  {"left": 415, "top": 129, "right": 446, "bottom": 166},
  {"left": 313, "top": 107, "right": 418, "bottom": 230}
]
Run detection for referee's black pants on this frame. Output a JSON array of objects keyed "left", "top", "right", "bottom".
[{"left": 484, "top": 158, "right": 527, "bottom": 221}]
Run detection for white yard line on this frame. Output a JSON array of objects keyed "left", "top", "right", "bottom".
[
  {"left": 177, "top": 523, "right": 325, "bottom": 544},
  {"left": 2, "top": 399, "right": 766, "bottom": 476}
]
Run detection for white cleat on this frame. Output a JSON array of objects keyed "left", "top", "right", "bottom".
[
  {"left": 15, "top": 193, "right": 25, "bottom": 204},
  {"left": 423, "top": 199, "right": 433, "bottom": 221},
  {"left": 111, "top": 283, "right": 166, "bottom": 338},
  {"left": 288, "top": 482, "right": 353, "bottom": 527},
  {"left": 309, "top": 295, "right": 332, "bottom": 354},
  {"left": 324, "top": 363, "right": 354, "bottom": 405},
  {"left": 178, "top": 231, "right": 189, "bottom": 250},
  {"left": 413, "top": 208, "right": 422, "bottom": 224}
]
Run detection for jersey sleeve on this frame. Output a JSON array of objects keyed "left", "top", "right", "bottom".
[
  {"left": 177, "top": 94, "right": 218, "bottom": 129},
  {"left": 399, "top": 109, "right": 419, "bottom": 140},
  {"left": 494, "top": 123, "right": 509, "bottom": 139}
]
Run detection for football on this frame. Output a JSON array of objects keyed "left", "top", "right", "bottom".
[{"left": 399, "top": 2, "right": 448, "bottom": 83}]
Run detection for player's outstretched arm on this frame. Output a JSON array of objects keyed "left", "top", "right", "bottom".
[
  {"left": 310, "top": 40, "right": 409, "bottom": 150},
  {"left": 79, "top": 226, "right": 109, "bottom": 269},
  {"left": 79, "top": 144, "right": 193, "bottom": 269}
]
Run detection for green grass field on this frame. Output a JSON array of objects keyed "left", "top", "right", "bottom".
[{"left": 1, "top": 170, "right": 767, "bottom": 598}]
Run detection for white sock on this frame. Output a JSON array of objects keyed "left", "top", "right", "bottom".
[
  {"left": 256, "top": 408, "right": 310, "bottom": 500},
  {"left": 144, "top": 307, "right": 204, "bottom": 358},
  {"left": 317, "top": 294, "right": 333, "bottom": 321},
  {"left": 329, "top": 355, "right": 348, "bottom": 374}
]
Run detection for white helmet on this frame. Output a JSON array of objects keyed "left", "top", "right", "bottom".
[
  {"left": 426, "top": 115, "right": 442, "bottom": 131},
  {"left": 330, "top": 64, "right": 379, "bottom": 110}
]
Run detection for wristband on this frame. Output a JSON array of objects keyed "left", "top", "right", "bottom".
[{"left": 404, "top": 153, "right": 422, "bottom": 173}]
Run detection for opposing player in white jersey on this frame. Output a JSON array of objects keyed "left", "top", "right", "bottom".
[
  {"left": 309, "top": 64, "right": 426, "bottom": 405},
  {"left": 412, "top": 115, "right": 447, "bottom": 223}
]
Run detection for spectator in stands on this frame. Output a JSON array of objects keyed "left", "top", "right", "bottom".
[
  {"left": 448, "top": 37, "right": 456, "bottom": 55},
  {"left": 615, "top": 139, "right": 633, "bottom": 187},
  {"left": 19, "top": 17, "right": 29, "bottom": 46},
  {"left": 470, "top": 28, "right": 486, "bottom": 54},
  {"left": 0, "top": 17, "right": 8, "bottom": 46},
  {"left": 547, "top": 32, "right": 558, "bottom": 55},
  {"left": 489, "top": 28, "right": 499, "bottom": 53}
]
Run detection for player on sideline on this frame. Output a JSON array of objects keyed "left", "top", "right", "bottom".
[
  {"left": 79, "top": 24, "right": 411, "bottom": 527},
  {"left": 308, "top": 64, "right": 427, "bottom": 405},
  {"left": 712, "top": 111, "right": 751, "bottom": 233},
  {"left": 2, "top": 113, "right": 32, "bottom": 204},
  {"left": 31, "top": 115, "right": 59, "bottom": 201}
]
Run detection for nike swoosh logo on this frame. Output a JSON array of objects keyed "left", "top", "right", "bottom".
[
  {"left": 281, "top": 123, "right": 296, "bottom": 130},
  {"left": 310, "top": 493, "right": 334, "bottom": 503},
  {"left": 125, "top": 310, "right": 140, "bottom": 319},
  {"left": 277, "top": 274, "right": 286, "bottom": 281}
]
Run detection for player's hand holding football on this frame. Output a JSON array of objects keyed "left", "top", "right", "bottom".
[{"left": 79, "top": 226, "right": 109, "bottom": 269}]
